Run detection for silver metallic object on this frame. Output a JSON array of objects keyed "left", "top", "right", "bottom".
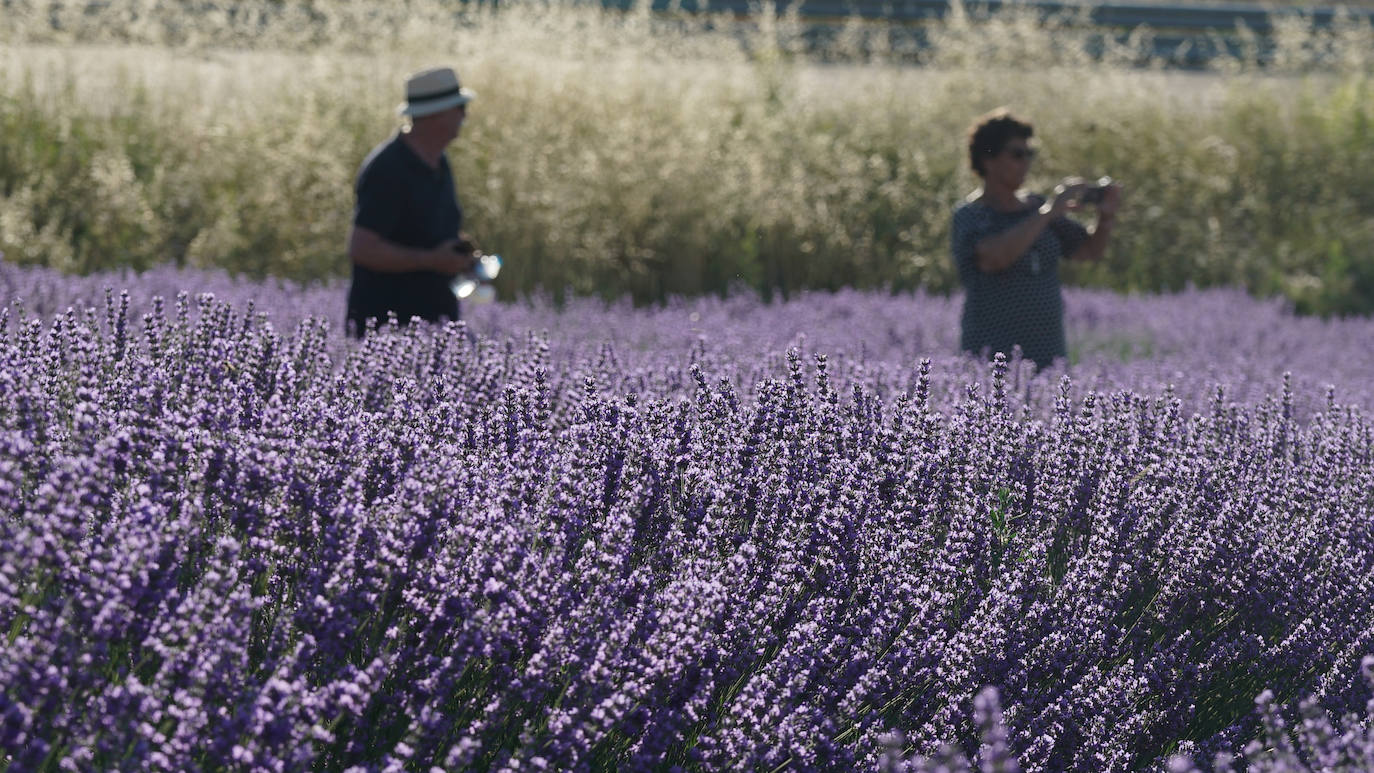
[{"left": 451, "top": 254, "right": 502, "bottom": 304}]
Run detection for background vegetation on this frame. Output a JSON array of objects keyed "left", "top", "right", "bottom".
[{"left": 1, "top": 0, "right": 1372, "bottom": 313}]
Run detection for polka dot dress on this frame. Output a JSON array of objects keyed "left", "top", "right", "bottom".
[{"left": 950, "top": 194, "right": 1088, "bottom": 369}]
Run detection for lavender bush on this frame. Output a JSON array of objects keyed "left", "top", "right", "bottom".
[{"left": 2, "top": 263, "right": 1373, "bottom": 771}]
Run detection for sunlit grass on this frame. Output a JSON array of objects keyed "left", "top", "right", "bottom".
[{"left": 0, "top": 0, "right": 1372, "bottom": 312}]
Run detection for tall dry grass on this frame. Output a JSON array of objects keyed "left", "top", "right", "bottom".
[{"left": 1, "top": 0, "right": 1372, "bottom": 312}]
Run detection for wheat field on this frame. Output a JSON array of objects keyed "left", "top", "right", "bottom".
[{"left": 1, "top": 0, "right": 1372, "bottom": 312}]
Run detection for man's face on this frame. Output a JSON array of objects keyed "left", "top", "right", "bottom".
[{"left": 436, "top": 103, "right": 467, "bottom": 142}]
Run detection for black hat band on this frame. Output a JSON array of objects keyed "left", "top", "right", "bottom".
[{"left": 409, "top": 85, "right": 465, "bottom": 103}]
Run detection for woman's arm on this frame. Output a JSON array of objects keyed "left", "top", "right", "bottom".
[
  {"left": 973, "top": 183, "right": 1087, "bottom": 274},
  {"left": 973, "top": 209, "right": 1056, "bottom": 273}
]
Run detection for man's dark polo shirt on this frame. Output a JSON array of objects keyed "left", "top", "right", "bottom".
[{"left": 346, "top": 133, "right": 462, "bottom": 336}]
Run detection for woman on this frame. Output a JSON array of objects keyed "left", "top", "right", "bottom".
[{"left": 950, "top": 109, "right": 1121, "bottom": 370}]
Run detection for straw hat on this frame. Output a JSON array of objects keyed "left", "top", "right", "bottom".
[{"left": 398, "top": 67, "right": 475, "bottom": 118}]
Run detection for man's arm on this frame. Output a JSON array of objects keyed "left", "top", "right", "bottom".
[{"left": 347, "top": 225, "right": 471, "bottom": 275}]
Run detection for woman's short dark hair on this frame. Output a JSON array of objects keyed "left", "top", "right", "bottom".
[{"left": 967, "top": 109, "right": 1034, "bottom": 178}]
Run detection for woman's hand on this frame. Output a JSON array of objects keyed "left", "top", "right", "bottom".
[
  {"left": 1067, "top": 181, "right": 1122, "bottom": 263},
  {"left": 1096, "top": 183, "right": 1123, "bottom": 219}
]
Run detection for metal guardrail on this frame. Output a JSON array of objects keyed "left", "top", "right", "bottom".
[
  {"left": 10, "top": 0, "right": 1374, "bottom": 67},
  {"left": 603, "top": 0, "right": 1374, "bottom": 66},
  {"left": 607, "top": 0, "right": 1374, "bottom": 30}
]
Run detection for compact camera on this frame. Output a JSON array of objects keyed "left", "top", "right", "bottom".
[
  {"left": 1080, "top": 176, "right": 1114, "bottom": 205},
  {"left": 451, "top": 254, "right": 503, "bottom": 304}
]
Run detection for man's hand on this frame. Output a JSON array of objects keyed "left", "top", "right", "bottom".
[
  {"left": 428, "top": 238, "right": 478, "bottom": 275},
  {"left": 455, "top": 231, "right": 480, "bottom": 259}
]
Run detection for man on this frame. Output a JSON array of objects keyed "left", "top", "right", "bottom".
[{"left": 345, "top": 66, "right": 479, "bottom": 338}]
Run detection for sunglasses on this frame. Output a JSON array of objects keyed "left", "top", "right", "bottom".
[{"left": 1004, "top": 147, "right": 1037, "bottom": 161}]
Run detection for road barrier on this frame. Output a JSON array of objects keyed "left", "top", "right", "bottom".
[
  {"left": 13, "top": 0, "right": 1374, "bottom": 67},
  {"left": 601, "top": 0, "right": 1374, "bottom": 66}
]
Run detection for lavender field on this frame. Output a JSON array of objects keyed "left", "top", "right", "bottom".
[{"left": 2, "top": 263, "right": 1374, "bottom": 771}]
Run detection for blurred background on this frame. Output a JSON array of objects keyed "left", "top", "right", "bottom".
[{"left": 0, "top": 0, "right": 1371, "bottom": 314}]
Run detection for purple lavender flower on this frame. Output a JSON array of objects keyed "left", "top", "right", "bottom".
[{"left": 3, "top": 262, "right": 1374, "bottom": 770}]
